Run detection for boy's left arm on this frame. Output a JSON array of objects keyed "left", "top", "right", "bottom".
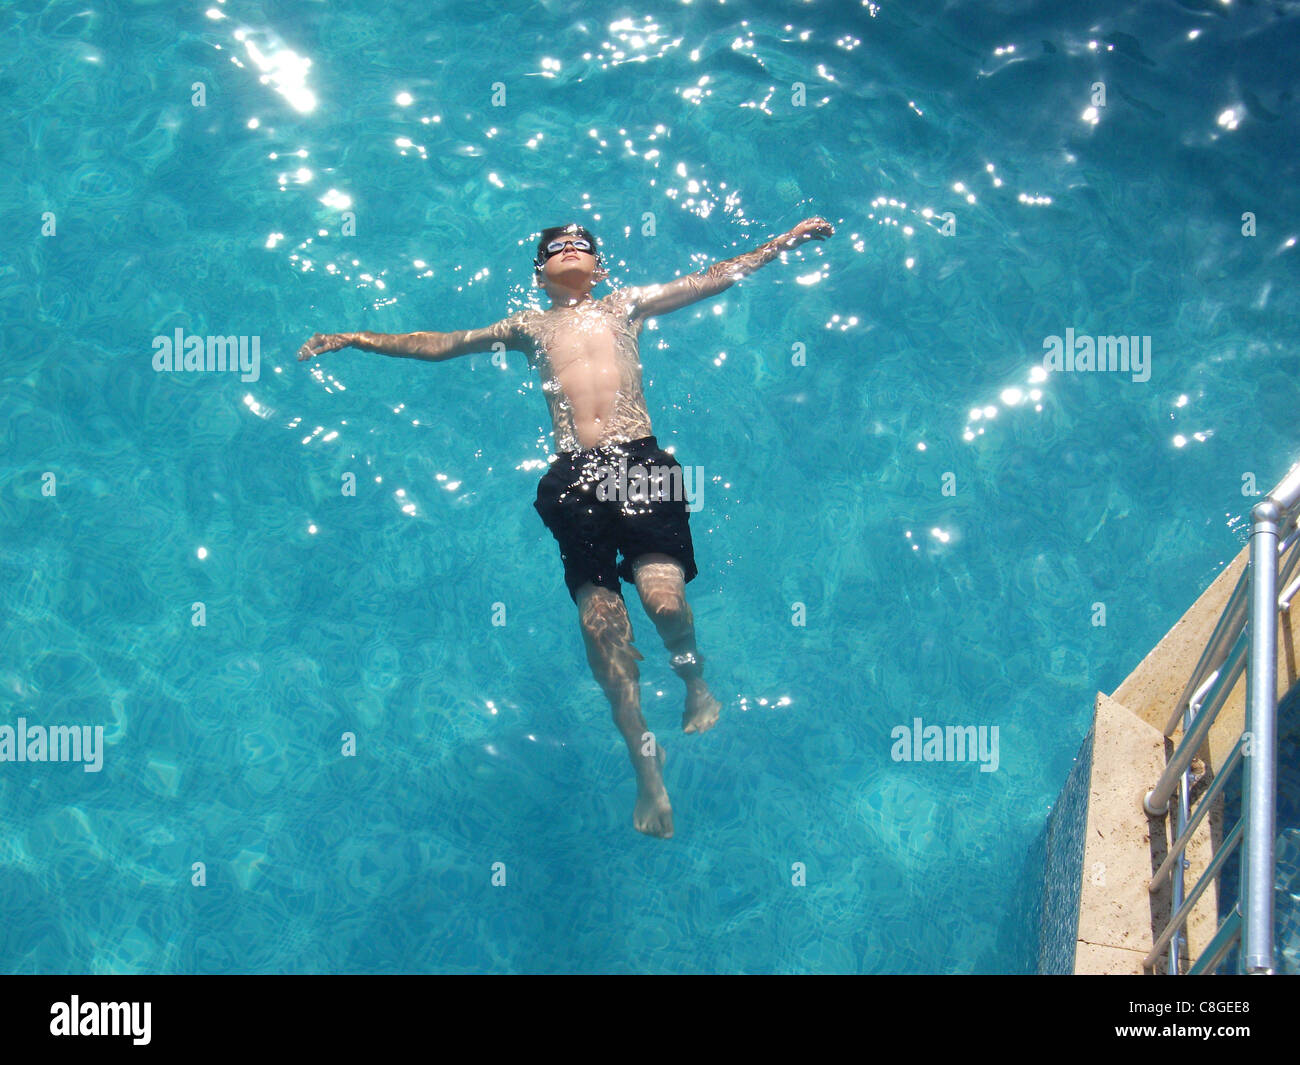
[{"left": 626, "top": 216, "right": 834, "bottom": 322}]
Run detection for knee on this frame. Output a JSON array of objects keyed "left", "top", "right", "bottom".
[
  {"left": 577, "top": 585, "right": 628, "bottom": 641},
  {"left": 579, "top": 609, "right": 609, "bottom": 644},
  {"left": 643, "top": 590, "right": 687, "bottom": 627}
]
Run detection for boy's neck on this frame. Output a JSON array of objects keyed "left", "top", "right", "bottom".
[{"left": 547, "top": 289, "right": 597, "bottom": 309}]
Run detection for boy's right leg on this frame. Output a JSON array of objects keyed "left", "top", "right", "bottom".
[{"left": 575, "top": 582, "right": 673, "bottom": 839}]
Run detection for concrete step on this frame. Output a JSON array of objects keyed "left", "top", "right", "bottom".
[{"left": 1075, "top": 693, "right": 1218, "bottom": 974}]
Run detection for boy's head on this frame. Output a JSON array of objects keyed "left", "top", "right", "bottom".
[{"left": 534, "top": 223, "right": 607, "bottom": 294}]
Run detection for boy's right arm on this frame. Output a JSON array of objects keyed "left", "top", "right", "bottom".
[{"left": 297, "top": 314, "right": 524, "bottom": 363}]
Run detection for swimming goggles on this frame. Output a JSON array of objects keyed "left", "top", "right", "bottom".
[{"left": 539, "top": 237, "right": 596, "bottom": 262}]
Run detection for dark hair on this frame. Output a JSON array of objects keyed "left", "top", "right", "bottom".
[{"left": 534, "top": 224, "right": 602, "bottom": 273}]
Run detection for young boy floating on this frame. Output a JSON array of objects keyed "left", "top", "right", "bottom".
[{"left": 299, "top": 215, "right": 835, "bottom": 837}]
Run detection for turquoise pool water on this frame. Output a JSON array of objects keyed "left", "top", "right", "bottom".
[{"left": 2, "top": 0, "right": 1298, "bottom": 973}]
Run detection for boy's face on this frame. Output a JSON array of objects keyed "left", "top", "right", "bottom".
[{"left": 537, "top": 229, "right": 606, "bottom": 288}]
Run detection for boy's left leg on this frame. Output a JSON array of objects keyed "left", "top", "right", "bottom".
[{"left": 630, "top": 553, "right": 721, "bottom": 734}]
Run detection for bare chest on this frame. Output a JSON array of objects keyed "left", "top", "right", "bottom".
[{"left": 530, "top": 307, "right": 638, "bottom": 391}]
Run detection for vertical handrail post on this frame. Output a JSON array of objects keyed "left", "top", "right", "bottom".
[{"left": 1243, "top": 499, "right": 1280, "bottom": 974}]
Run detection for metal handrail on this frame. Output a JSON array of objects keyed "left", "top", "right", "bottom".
[
  {"left": 1170, "top": 711, "right": 1192, "bottom": 973},
  {"left": 1269, "top": 523, "right": 1300, "bottom": 618},
  {"left": 1149, "top": 734, "right": 1244, "bottom": 888},
  {"left": 1144, "top": 819, "right": 1244, "bottom": 968},
  {"left": 1160, "top": 526, "right": 1300, "bottom": 740},
  {"left": 1242, "top": 498, "right": 1282, "bottom": 973},
  {"left": 1188, "top": 905, "right": 1242, "bottom": 975},
  {"left": 1144, "top": 459, "right": 1300, "bottom": 975},
  {"left": 1145, "top": 631, "right": 1247, "bottom": 817},
  {"left": 1164, "top": 567, "right": 1250, "bottom": 737}
]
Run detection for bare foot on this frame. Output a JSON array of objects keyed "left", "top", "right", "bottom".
[
  {"left": 633, "top": 747, "right": 673, "bottom": 839},
  {"left": 683, "top": 682, "right": 721, "bottom": 734}
]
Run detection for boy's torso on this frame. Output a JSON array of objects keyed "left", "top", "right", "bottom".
[{"left": 518, "top": 290, "right": 654, "bottom": 453}]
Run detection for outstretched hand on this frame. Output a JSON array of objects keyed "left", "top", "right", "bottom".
[
  {"left": 297, "top": 332, "right": 357, "bottom": 361},
  {"left": 788, "top": 217, "right": 835, "bottom": 245}
]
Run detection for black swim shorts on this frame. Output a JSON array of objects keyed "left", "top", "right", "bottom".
[{"left": 534, "top": 435, "right": 699, "bottom": 601}]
